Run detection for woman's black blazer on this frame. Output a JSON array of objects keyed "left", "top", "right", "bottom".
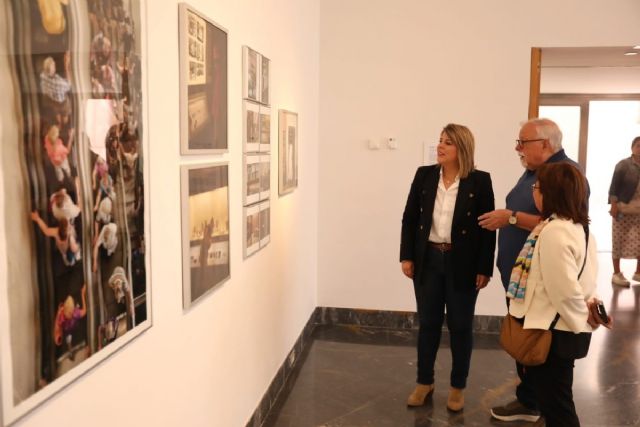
[{"left": 400, "top": 165, "right": 496, "bottom": 289}]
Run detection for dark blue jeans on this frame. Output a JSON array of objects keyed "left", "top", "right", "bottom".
[{"left": 413, "top": 247, "right": 478, "bottom": 389}]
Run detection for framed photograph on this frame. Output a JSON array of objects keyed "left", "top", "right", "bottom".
[
  {"left": 243, "top": 204, "right": 261, "bottom": 258},
  {"left": 259, "top": 200, "right": 271, "bottom": 248},
  {"left": 179, "top": 3, "right": 228, "bottom": 154},
  {"left": 260, "top": 154, "right": 271, "bottom": 201},
  {"left": 243, "top": 154, "right": 262, "bottom": 206},
  {"left": 180, "top": 163, "right": 230, "bottom": 310},
  {"left": 243, "top": 100, "right": 260, "bottom": 153},
  {"left": 242, "top": 46, "right": 260, "bottom": 102},
  {"left": 259, "top": 105, "right": 271, "bottom": 153},
  {"left": 260, "top": 55, "right": 270, "bottom": 105},
  {"left": 0, "top": 1, "right": 151, "bottom": 424},
  {"left": 278, "top": 110, "right": 298, "bottom": 195}
]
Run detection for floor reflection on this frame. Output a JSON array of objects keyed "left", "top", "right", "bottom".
[{"left": 264, "top": 252, "right": 640, "bottom": 427}]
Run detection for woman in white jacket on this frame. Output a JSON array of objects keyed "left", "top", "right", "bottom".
[{"left": 506, "top": 162, "right": 611, "bottom": 427}]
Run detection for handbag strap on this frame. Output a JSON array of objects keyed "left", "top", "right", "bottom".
[{"left": 549, "top": 225, "right": 589, "bottom": 330}]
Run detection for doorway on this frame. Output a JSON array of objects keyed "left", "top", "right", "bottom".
[{"left": 532, "top": 46, "right": 640, "bottom": 293}]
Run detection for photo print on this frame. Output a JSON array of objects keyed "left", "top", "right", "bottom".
[
  {"left": 0, "top": 0, "right": 150, "bottom": 423},
  {"left": 259, "top": 105, "right": 271, "bottom": 153},
  {"left": 179, "top": 3, "right": 228, "bottom": 154},
  {"left": 278, "top": 110, "right": 298, "bottom": 195},
  {"left": 181, "top": 163, "right": 230, "bottom": 309},
  {"left": 243, "top": 204, "right": 261, "bottom": 257},
  {"left": 243, "top": 100, "right": 260, "bottom": 153}
]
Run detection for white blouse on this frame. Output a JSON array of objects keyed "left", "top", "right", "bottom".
[{"left": 428, "top": 170, "right": 459, "bottom": 243}]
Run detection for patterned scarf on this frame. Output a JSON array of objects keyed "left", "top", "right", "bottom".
[{"left": 506, "top": 218, "right": 552, "bottom": 302}]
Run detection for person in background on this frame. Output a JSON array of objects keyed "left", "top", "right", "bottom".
[
  {"left": 506, "top": 162, "right": 611, "bottom": 427},
  {"left": 608, "top": 136, "right": 640, "bottom": 287},
  {"left": 400, "top": 123, "right": 496, "bottom": 412},
  {"left": 479, "top": 118, "right": 586, "bottom": 423}
]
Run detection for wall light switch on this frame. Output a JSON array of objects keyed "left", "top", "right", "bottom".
[{"left": 388, "top": 137, "right": 398, "bottom": 149}]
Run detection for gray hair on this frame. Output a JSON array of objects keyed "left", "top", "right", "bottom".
[{"left": 524, "top": 118, "right": 563, "bottom": 152}]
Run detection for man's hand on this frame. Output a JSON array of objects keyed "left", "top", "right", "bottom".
[
  {"left": 478, "top": 209, "right": 511, "bottom": 231},
  {"left": 401, "top": 260, "right": 414, "bottom": 279},
  {"left": 475, "top": 274, "right": 490, "bottom": 290}
]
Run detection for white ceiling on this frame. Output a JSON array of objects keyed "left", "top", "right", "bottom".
[{"left": 541, "top": 46, "right": 640, "bottom": 68}]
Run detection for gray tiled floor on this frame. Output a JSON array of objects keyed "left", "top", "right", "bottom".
[{"left": 264, "top": 284, "right": 640, "bottom": 427}]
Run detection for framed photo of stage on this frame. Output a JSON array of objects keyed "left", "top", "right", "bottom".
[
  {"left": 180, "top": 163, "right": 230, "bottom": 309},
  {"left": 278, "top": 110, "right": 298, "bottom": 195},
  {"left": 179, "top": 3, "right": 228, "bottom": 154}
]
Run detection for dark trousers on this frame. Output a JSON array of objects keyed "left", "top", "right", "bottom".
[
  {"left": 528, "top": 350, "right": 579, "bottom": 427},
  {"left": 413, "top": 247, "right": 478, "bottom": 389}
]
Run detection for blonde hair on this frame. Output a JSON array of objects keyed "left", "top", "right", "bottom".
[{"left": 442, "top": 123, "right": 475, "bottom": 178}]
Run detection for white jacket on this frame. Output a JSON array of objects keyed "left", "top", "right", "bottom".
[{"left": 509, "top": 217, "right": 598, "bottom": 333}]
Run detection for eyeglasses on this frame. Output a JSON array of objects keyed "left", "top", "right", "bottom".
[
  {"left": 515, "top": 138, "right": 545, "bottom": 148},
  {"left": 531, "top": 184, "right": 540, "bottom": 191}
]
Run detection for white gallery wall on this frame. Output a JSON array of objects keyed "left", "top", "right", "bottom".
[
  {"left": 3, "top": 0, "right": 319, "bottom": 426},
  {"left": 317, "top": 0, "right": 640, "bottom": 315}
]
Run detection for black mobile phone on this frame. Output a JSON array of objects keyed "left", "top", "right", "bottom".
[{"left": 596, "top": 302, "right": 609, "bottom": 324}]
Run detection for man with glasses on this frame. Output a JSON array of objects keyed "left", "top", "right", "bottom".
[{"left": 478, "top": 118, "right": 584, "bottom": 423}]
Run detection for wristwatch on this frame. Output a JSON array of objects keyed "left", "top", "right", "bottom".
[{"left": 508, "top": 211, "right": 518, "bottom": 225}]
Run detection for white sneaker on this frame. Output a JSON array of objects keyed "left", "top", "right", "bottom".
[
  {"left": 633, "top": 272, "right": 640, "bottom": 282},
  {"left": 612, "top": 272, "right": 630, "bottom": 287}
]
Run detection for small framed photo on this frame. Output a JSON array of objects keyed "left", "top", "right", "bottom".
[
  {"left": 179, "top": 3, "right": 228, "bottom": 154},
  {"left": 259, "top": 105, "right": 271, "bottom": 153},
  {"left": 243, "top": 204, "right": 261, "bottom": 258},
  {"left": 243, "top": 154, "right": 262, "bottom": 206},
  {"left": 242, "top": 46, "right": 261, "bottom": 102},
  {"left": 243, "top": 100, "right": 260, "bottom": 153},
  {"left": 181, "top": 163, "right": 230, "bottom": 310},
  {"left": 260, "top": 154, "right": 270, "bottom": 200},
  {"left": 260, "top": 55, "right": 270, "bottom": 105},
  {"left": 278, "top": 109, "right": 298, "bottom": 195},
  {"left": 259, "top": 200, "right": 271, "bottom": 247}
]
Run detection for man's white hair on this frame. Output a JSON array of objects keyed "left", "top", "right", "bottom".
[{"left": 523, "top": 118, "right": 563, "bottom": 152}]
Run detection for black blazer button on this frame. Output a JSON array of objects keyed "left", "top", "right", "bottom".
[
  {"left": 467, "top": 211, "right": 471, "bottom": 216},
  {"left": 420, "top": 207, "right": 423, "bottom": 212},
  {"left": 420, "top": 225, "right": 424, "bottom": 230},
  {"left": 461, "top": 229, "right": 467, "bottom": 235},
  {"left": 469, "top": 193, "right": 474, "bottom": 198}
]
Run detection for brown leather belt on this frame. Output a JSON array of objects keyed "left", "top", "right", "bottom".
[{"left": 428, "top": 242, "right": 453, "bottom": 252}]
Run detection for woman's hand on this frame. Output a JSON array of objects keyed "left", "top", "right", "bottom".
[
  {"left": 609, "top": 203, "right": 619, "bottom": 220},
  {"left": 401, "top": 260, "right": 414, "bottom": 279},
  {"left": 475, "top": 274, "right": 490, "bottom": 290},
  {"left": 586, "top": 298, "right": 613, "bottom": 329}
]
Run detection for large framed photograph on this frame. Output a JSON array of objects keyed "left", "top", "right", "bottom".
[
  {"left": 278, "top": 110, "right": 298, "bottom": 195},
  {"left": 243, "top": 100, "right": 260, "bottom": 153},
  {"left": 180, "top": 163, "right": 230, "bottom": 309},
  {"left": 242, "top": 46, "right": 260, "bottom": 102},
  {"left": 179, "top": 3, "right": 228, "bottom": 154},
  {"left": 0, "top": 1, "right": 151, "bottom": 424}
]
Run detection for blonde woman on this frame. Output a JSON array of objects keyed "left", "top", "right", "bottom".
[{"left": 400, "top": 123, "right": 496, "bottom": 411}]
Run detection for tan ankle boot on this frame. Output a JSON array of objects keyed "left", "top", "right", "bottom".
[
  {"left": 407, "top": 384, "right": 434, "bottom": 406},
  {"left": 447, "top": 387, "right": 464, "bottom": 411}
]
